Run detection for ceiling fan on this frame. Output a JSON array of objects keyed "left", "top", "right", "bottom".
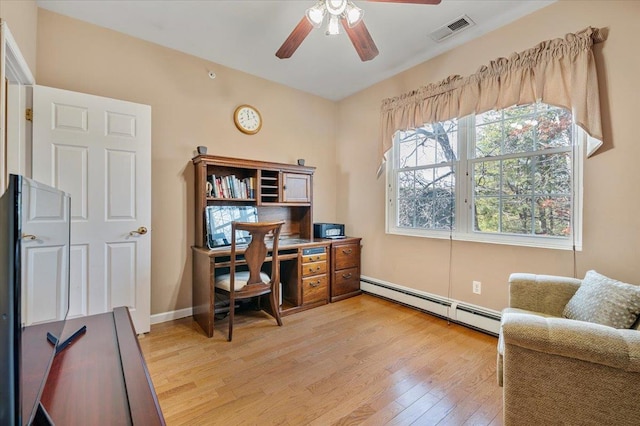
[{"left": 276, "top": 0, "right": 442, "bottom": 62}]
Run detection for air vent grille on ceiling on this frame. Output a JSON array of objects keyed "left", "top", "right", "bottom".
[{"left": 429, "top": 15, "right": 475, "bottom": 42}]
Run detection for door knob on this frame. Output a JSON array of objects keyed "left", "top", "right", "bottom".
[
  {"left": 129, "top": 226, "right": 148, "bottom": 236},
  {"left": 22, "top": 234, "right": 37, "bottom": 240}
]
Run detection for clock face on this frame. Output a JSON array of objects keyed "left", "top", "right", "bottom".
[{"left": 234, "top": 105, "right": 262, "bottom": 135}]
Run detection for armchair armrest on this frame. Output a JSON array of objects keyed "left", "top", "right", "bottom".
[
  {"left": 509, "top": 273, "right": 581, "bottom": 316},
  {"left": 502, "top": 312, "right": 640, "bottom": 372}
]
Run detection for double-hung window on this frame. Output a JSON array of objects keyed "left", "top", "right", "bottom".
[{"left": 386, "top": 102, "right": 582, "bottom": 250}]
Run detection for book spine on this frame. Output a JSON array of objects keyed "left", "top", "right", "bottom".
[
  {"left": 233, "top": 176, "right": 240, "bottom": 199},
  {"left": 210, "top": 174, "right": 217, "bottom": 198},
  {"left": 221, "top": 177, "right": 229, "bottom": 198},
  {"left": 215, "top": 177, "right": 223, "bottom": 198}
]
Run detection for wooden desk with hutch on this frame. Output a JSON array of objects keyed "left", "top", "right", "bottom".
[{"left": 192, "top": 155, "right": 338, "bottom": 338}]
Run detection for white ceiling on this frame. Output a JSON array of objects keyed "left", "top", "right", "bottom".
[{"left": 36, "top": 0, "right": 555, "bottom": 101}]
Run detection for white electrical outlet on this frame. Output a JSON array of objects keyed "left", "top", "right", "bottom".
[{"left": 473, "top": 280, "right": 482, "bottom": 294}]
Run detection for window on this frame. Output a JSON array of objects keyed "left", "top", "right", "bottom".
[{"left": 386, "top": 102, "right": 582, "bottom": 250}]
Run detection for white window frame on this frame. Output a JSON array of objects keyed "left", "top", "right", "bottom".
[{"left": 386, "top": 108, "right": 584, "bottom": 251}]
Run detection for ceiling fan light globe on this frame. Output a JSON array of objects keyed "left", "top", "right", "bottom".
[
  {"left": 326, "top": 0, "right": 347, "bottom": 16},
  {"left": 326, "top": 14, "right": 341, "bottom": 35},
  {"left": 305, "top": 2, "right": 326, "bottom": 28},
  {"left": 345, "top": 3, "right": 364, "bottom": 27}
]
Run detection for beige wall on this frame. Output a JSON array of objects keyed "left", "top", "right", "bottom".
[
  {"left": 0, "top": 0, "right": 38, "bottom": 76},
  {"left": 27, "top": 1, "right": 640, "bottom": 315},
  {"left": 36, "top": 10, "right": 338, "bottom": 315},
  {"left": 337, "top": 0, "right": 640, "bottom": 311}
]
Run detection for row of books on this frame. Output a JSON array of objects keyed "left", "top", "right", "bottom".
[{"left": 207, "top": 174, "right": 256, "bottom": 199}]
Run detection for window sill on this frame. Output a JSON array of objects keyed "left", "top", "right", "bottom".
[{"left": 386, "top": 227, "right": 582, "bottom": 251}]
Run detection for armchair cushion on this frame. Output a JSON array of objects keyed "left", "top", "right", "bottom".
[{"left": 563, "top": 270, "right": 640, "bottom": 329}]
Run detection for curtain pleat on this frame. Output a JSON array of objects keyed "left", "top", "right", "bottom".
[{"left": 379, "top": 27, "right": 606, "bottom": 166}]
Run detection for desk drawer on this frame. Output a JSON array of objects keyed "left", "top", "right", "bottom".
[
  {"left": 302, "top": 260, "right": 327, "bottom": 277},
  {"left": 333, "top": 267, "right": 360, "bottom": 297},
  {"left": 333, "top": 243, "right": 360, "bottom": 270},
  {"left": 302, "top": 275, "right": 328, "bottom": 304},
  {"left": 302, "top": 252, "right": 327, "bottom": 263}
]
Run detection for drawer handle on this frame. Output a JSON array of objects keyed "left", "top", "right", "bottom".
[
  {"left": 342, "top": 273, "right": 353, "bottom": 279},
  {"left": 309, "top": 266, "right": 321, "bottom": 273},
  {"left": 342, "top": 248, "right": 353, "bottom": 254},
  {"left": 309, "top": 281, "right": 321, "bottom": 287},
  {"left": 310, "top": 256, "right": 320, "bottom": 261}
]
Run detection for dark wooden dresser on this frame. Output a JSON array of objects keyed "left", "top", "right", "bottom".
[{"left": 39, "top": 307, "right": 165, "bottom": 425}]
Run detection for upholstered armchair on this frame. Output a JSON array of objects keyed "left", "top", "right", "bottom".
[{"left": 497, "top": 273, "right": 640, "bottom": 425}]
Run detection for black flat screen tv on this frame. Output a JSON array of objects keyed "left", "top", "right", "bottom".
[
  {"left": 205, "top": 205, "right": 258, "bottom": 248},
  {"left": 0, "top": 174, "right": 71, "bottom": 425}
]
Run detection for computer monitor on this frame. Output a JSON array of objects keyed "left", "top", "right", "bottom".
[{"left": 205, "top": 205, "right": 258, "bottom": 248}]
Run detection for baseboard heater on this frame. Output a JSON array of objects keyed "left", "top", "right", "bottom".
[{"left": 360, "top": 276, "right": 501, "bottom": 336}]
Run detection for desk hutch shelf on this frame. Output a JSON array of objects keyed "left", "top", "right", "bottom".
[{"left": 193, "top": 155, "right": 314, "bottom": 247}]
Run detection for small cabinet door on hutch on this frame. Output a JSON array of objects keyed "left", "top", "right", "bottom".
[{"left": 282, "top": 173, "right": 311, "bottom": 203}]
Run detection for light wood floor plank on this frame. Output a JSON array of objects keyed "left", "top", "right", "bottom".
[{"left": 139, "top": 294, "right": 503, "bottom": 425}]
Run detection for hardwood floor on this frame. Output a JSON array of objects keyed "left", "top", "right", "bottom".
[{"left": 139, "top": 294, "right": 503, "bottom": 426}]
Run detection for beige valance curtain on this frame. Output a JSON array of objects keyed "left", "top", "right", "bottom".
[{"left": 380, "top": 27, "right": 607, "bottom": 166}]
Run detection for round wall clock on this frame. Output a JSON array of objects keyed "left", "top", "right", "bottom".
[{"left": 233, "top": 104, "right": 262, "bottom": 135}]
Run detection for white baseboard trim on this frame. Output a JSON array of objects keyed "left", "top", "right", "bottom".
[
  {"left": 150, "top": 307, "right": 193, "bottom": 325},
  {"left": 150, "top": 278, "right": 502, "bottom": 333},
  {"left": 360, "top": 275, "right": 501, "bottom": 335}
]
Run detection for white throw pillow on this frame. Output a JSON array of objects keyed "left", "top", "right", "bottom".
[{"left": 563, "top": 270, "right": 640, "bottom": 329}]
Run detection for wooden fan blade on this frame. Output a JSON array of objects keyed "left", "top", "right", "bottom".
[
  {"left": 365, "top": 0, "right": 441, "bottom": 4},
  {"left": 342, "top": 19, "right": 379, "bottom": 62},
  {"left": 276, "top": 17, "right": 314, "bottom": 59}
]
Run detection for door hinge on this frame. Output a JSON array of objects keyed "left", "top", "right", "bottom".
[{"left": 25, "top": 108, "right": 33, "bottom": 122}]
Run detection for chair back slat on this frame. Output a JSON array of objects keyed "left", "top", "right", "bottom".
[{"left": 231, "top": 221, "right": 283, "bottom": 288}]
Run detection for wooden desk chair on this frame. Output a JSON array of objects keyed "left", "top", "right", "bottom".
[{"left": 214, "top": 221, "right": 284, "bottom": 341}]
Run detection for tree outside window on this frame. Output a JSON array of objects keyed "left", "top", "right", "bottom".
[{"left": 388, "top": 102, "right": 579, "bottom": 249}]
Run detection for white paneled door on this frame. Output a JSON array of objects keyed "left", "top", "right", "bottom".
[
  {"left": 20, "top": 179, "right": 71, "bottom": 326},
  {"left": 32, "top": 86, "right": 151, "bottom": 333}
]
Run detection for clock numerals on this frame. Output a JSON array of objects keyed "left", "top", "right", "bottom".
[{"left": 239, "top": 109, "right": 259, "bottom": 129}]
